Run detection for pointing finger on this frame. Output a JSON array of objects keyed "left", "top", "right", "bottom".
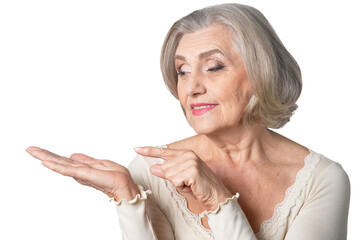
[{"left": 134, "top": 146, "right": 176, "bottom": 159}]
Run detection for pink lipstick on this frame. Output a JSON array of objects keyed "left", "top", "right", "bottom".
[{"left": 190, "top": 103, "right": 218, "bottom": 116}]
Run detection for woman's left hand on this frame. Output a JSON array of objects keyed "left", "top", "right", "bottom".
[{"left": 134, "top": 146, "right": 233, "bottom": 210}]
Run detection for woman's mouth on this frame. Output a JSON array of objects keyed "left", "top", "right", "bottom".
[{"left": 190, "top": 103, "right": 218, "bottom": 116}]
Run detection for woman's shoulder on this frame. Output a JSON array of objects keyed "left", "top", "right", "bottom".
[
  {"left": 311, "top": 151, "right": 348, "bottom": 178},
  {"left": 308, "top": 151, "right": 350, "bottom": 194},
  {"left": 127, "top": 151, "right": 169, "bottom": 193}
]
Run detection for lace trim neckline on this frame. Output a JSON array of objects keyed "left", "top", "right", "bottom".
[
  {"left": 158, "top": 145, "right": 320, "bottom": 239},
  {"left": 256, "top": 150, "right": 319, "bottom": 238}
]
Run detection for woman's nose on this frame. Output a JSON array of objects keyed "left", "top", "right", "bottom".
[{"left": 186, "top": 72, "right": 206, "bottom": 97}]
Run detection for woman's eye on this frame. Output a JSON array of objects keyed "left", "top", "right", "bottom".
[
  {"left": 207, "top": 65, "right": 225, "bottom": 72},
  {"left": 177, "top": 70, "right": 187, "bottom": 76}
]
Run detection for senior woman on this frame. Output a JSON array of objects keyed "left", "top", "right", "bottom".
[{"left": 26, "top": 3, "right": 350, "bottom": 240}]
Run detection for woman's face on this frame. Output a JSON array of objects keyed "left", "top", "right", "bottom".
[{"left": 175, "top": 24, "right": 252, "bottom": 134}]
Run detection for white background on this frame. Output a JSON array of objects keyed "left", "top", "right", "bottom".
[{"left": 0, "top": 0, "right": 359, "bottom": 239}]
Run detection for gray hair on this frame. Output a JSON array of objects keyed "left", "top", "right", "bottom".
[{"left": 160, "top": 3, "right": 302, "bottom": 129}]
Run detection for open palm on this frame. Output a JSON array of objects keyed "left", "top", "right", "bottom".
[{"left": 26, "top": 146, "right": 138, "bottom": 201}]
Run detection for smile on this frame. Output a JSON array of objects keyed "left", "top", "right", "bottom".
[
  {"left": 190, "top": 103, "right": 218, "bottom": 116},
  {"left": 193, "top": 105, "right": 216, "bottom": 109}
]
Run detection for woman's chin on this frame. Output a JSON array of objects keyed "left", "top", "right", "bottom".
[
  {"left": 187, "top": 114, "right": 226, "bottom": 134},
  {"left": 190, "top": 122, "right": 218, "bottom": 135}
]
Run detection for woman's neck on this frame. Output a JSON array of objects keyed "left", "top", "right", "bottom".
[{"left": 198, "top": 124, "right": 274, "bottom": 165}]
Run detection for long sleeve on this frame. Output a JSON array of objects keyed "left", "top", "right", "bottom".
[
  {"left": 114, "top": 154, "right": 175, "bottom": 240},
  {"left": 114, "top": 184, "right": 158, "bottom": 239},
  {"left": 200, "top": 194, "right": 258, "bottom": 240},
  {"left": 113, "top": 149, "right": 349, "bottom": 240},
  {"left": 284, "top": 162, "right": 350, "bottom": 240}
]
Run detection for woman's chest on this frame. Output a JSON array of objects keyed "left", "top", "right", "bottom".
[{"left": 180, "top": 165, "right": 295, "bottom": 233}]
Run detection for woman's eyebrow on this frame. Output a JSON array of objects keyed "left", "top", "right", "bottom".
[
  {"left": 175, "top": 55, "right": 186, "bottom": 61},
  {"left": 198, "top": 49, "right": 225, "bottom": 59},
  {"left": 175, "top": 49, "right": 226, "bottom": 62}
]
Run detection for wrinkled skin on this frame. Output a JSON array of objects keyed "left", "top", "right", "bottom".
[{"left": 26, "top": 145, "right": 232, "bottom": 209}]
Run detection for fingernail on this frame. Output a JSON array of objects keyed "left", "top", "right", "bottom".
[
  {"left": 134, "top": 147, "right": 144, "bottom": 152},
  {"left": 29, "top": 150, "right": 40, "bottom": 158}
]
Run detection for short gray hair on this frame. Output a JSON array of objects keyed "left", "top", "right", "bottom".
[{"left": 160, "top": 3, "right": 302, "bottom": 129}]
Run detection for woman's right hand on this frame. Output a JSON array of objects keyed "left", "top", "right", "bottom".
[{"left": 26, "top": 146, "right": 140, "bottom": 201}]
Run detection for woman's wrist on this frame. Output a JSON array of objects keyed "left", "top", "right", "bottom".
[
  {"left": 112, "top": 182, "right": 140, "bottom": 202},
  {"left": 208, "top": 189, "right": 234, "bottom": 211}
]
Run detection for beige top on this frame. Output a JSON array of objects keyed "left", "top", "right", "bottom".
[{"left": 113, "top": 146, "right": 350, "bottom": 240}]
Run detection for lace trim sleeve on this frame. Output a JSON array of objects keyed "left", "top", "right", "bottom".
[
  {"left": 199, "top": 193, "right": 240, "bottom": 218},
  {"left": 110, "top": 184, "right": 152, "bottom": 206}
]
